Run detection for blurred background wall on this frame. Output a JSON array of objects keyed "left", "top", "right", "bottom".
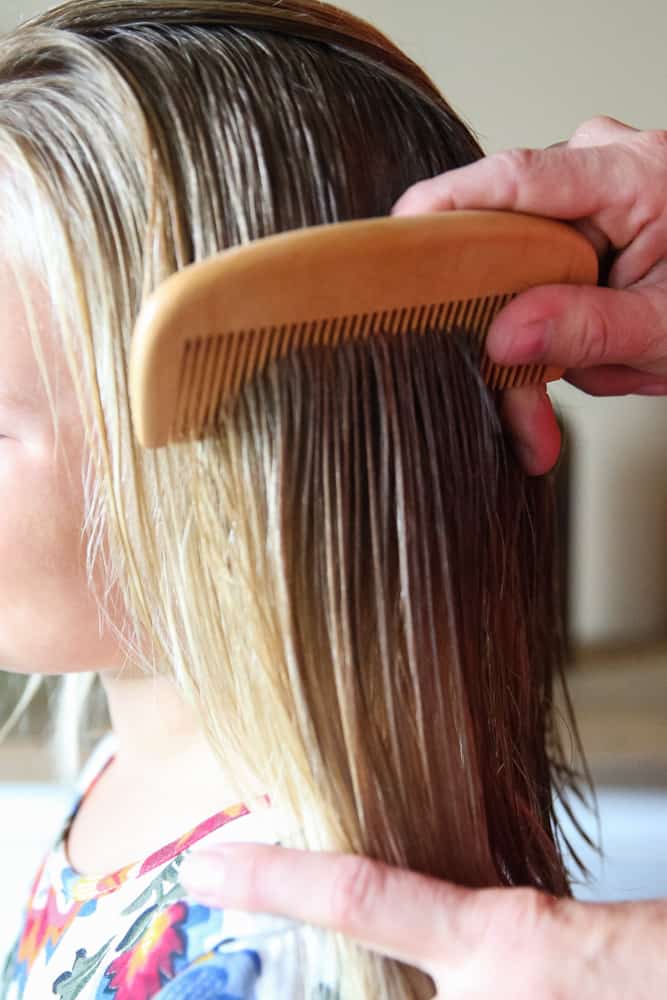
[{"left": 1, "top": 0, "right": 665, "bottom": 646}]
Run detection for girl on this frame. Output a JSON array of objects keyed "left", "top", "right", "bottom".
[{"left": 0, "top": 1, "right": 587, "bottom": 997}]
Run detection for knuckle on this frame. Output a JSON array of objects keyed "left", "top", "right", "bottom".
[
  {"left": 495, "top": 146, "right": 537, "bottom": 175},
  {"left": 578, "top": 301, "right": 611, "bottom": 365},
  {"left": 483, "top": 889, "right": 567, "bottom": 1000},
  {"left": 641, "top": 128, "right": 667, "bottom": 158},
  {"left": 492, "top": 147, "right": 538, "bottom": 199},
  {"left": 477, "top": 886, "right": 558, "bottom": 951},
  {"left": 572, "top": 114, "right": 621, "bottom": 142},
  {"left": 397, "top": 181, "right": 426, "bottom": 207},
  {"left": 583, "top": 114, "right": 617, "bottom": 130},
  {"left": 507, "top": 887, "right": 558, "bottom": 935},
  {"left": 394, "top": 178, "right": 437, "bottom": 213},
  {"left": 519, "top": 893, "right": 571, "bottom": 1000},
  {"left": 496, "top": 888, "right": 560, "bottom": 966},
  {"left": 330, "top": 856, "right": 384, "bottom": 930},
  {"left": 240, "top": 851, "right": 270, "bottom": 911}
]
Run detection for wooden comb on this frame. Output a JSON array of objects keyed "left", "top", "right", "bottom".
[{"left": 129, "top": 210, "right": 598, "bottom": 448}]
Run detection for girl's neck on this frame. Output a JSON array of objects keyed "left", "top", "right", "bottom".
[
  {"left": 100, "top": 668, "right": 205, "bottom": 769},
  {"left": 65, "top": 669, "right": 267, "bottom": 878},
  {"left": 98, "top": 667, "right": 265, "bottom": 801}
]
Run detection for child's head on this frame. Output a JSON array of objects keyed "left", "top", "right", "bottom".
[
  {"left": 0, "top": 0, "right": 483, "bottom": 681},
  {"left": 0, "top": 2, "right": 584, "bottom": 996}
]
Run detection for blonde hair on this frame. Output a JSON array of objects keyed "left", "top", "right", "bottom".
[{"left": 0, "top": 2, "right": 588, "bottom": 996}]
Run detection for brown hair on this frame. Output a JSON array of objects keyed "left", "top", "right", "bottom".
[{"left": 0, "top": 2, "right": 588, "bottom": 995}]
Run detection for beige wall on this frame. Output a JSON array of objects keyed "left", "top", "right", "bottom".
[{"left": 2, "top": 0, "right": 666, "bottom": 644}]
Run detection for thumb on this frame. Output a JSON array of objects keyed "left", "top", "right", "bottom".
[{"left": 485, "top": 283, "right": 667, "bottom": 375}]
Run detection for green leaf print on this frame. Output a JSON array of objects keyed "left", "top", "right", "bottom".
[
  {"left": 116, "top": 904, "right": 158, "bottom": 952},
  {"left": 0, "top": 939, "right": 18, "bottom": 993},
  {"left": 121, "top": 857, "right": 183, "bottom": 917},
  {"left": 52, "top": 939, "right": 114, "bottom": 1000},
  {"left": 160, "top": 880, "right": 188, "bottom": 909}
]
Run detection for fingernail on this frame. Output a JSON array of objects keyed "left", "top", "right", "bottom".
[
  {"left": 503, "top": 384, "right": 560, "bottom": 477},
  {"left": 180, "top": 851, "right": 226, "bottom": 900},
  {"left": 488, "top": 318, "right": 555, "bottom": 365}
]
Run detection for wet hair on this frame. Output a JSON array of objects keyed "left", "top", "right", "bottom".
[{"left": 0, "top": 2, "right": 588, "bottom": 995}]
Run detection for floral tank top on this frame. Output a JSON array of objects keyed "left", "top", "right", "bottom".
[{"left": 0, "top": 737, "right": 334, "bottom": 999}]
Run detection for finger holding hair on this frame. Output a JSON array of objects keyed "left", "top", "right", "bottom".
[
  {"left": 180, "top": 843, "right": 667, "bottom": 998},
  {"left": 484, "top": 280, "right": 667, "bottom": 378}
]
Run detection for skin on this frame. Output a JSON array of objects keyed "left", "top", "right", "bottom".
[
  {"left": 395, "top": 115, "right": 667, "bottom": 474},
  {"left": 0, "top": 261, "right": 116, "bottom": 678},
  {"left": 180, "top": 117, "right": 667, "bottom": 996},
  {"left": 0, "top": 255, "right": 244, "bottom": 875},
  {"left": 179, "top": 844, "right": 667, "bottom": 999}
]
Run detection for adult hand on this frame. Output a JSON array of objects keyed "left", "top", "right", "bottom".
[
  {"left": 180, "top": 844, "right": 667, "bottom": 998},
  {"left": 392, "top": 116, "right": 667, "bottom": 474}
]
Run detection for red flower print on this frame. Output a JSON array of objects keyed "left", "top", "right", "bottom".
[
  {"left": 17, "top": 885, "right": 83, "bottom": 970},
  {"left": 104, "top": 901, "right": 188, "bottom": 999}
]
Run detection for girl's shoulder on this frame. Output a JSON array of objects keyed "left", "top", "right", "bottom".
[{"left": 1, "top": 734, "right": 336, "bottom": 999}]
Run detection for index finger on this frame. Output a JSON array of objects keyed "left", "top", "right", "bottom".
[
  {"left": 181, "top": 843, "right": 470, "bottom": 973},
  {"left": 391, "top": 145, "right": 629, "bottom": 221}
]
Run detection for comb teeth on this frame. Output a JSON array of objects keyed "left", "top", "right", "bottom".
[{"left": 172, "top": 292, "right": 539, "bottom": 441}]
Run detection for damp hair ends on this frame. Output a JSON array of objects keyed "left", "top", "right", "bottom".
[{"left": 0, "top": 3, "right": 591, "bottom": 996}]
